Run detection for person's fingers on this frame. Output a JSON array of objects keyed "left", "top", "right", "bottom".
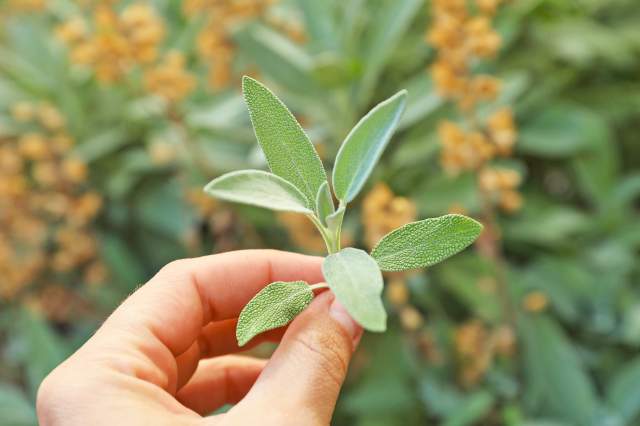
[
  {"left": 176, "top": 356, "right": 266, "bottom": 416},
  {"left": 80, "top": 250, "right": 323, "bottom": 393},
  {"left": 237, "top": 291, "right": 363, "bottom": 424},
  {"left": 175, "top": 319, "right": 285, "bottom": 388}
]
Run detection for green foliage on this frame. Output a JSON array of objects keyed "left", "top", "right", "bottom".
[
  {"left": 316, "top": 181, "right": 336, "bottom": 225},
  {"left": 332, "top": 90, "right": 407, "bottom": 203},
  {"left": 0, "top": 383, "right": 37, "bottom": 426},
  {"left": 241, "top": 76, "right": 327, "bottom": 203},
  {"left": 606, "top": 358, "right": 640, "bottom": 423},
  {"left": 204, "top": 170, "right": 313, "bottom": 214},
  {"left": 236, "top": 281, "right": 313, "bottom": 347},
  {"left": 323, "top": 248, "right": 387, "bottom": 332},
  {"left": 519, "top": 314, "right": 598, "bottom": 423},
  {"left": 371, "top": 215, "right": 483, "bottom": 272}
]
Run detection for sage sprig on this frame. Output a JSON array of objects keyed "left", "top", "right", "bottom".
[{"left": 204, "top": 77, "right": 483, "bottom": 346}]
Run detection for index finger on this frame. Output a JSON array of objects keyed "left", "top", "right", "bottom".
[{"left": 106, "top": 250, "right": 323, "bottom": 356}]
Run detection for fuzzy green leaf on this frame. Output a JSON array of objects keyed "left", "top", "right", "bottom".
[
  {"left": 332, "top": 90, "right": 407, "bottom": 203},
  {"left": 315, "top": 181, "right": 335, "bottom": 225},
  {"left": 236, "top": 281, "right": 314, "bottom": 346},
  {"left": 322, "top": 248, "right": 386, "bottom": 332},
  {"left": 242, "top": 76, "right": 327, "bottom": 203},
  {"left": 204, "top": 170, "right": 313, "bottom": 214},
  {"left": 371, "top": 214, "right": 483, "bottom": 272}
]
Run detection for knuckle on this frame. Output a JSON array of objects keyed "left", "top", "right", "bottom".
[
  {"left": 161, "top": 258, "right": 190, "bottom": 274},
  {"left": 156, "top": 258, "right": 193, "bottom": 281}
]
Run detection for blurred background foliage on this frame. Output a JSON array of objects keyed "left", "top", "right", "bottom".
[{"left": 1, "top": 0, "right": 639, "bottom": 424}]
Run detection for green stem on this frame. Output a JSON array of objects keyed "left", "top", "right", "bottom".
[
  {"left": 307, "top": 214, "right": 335, "bottom": 254},
  {"left": 332, "top": 201, "right": 346, "bottom": 252}
]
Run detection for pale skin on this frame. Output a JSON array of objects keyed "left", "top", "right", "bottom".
[{"left": 37, "top": 250, "right": 363, "bottom": 426}]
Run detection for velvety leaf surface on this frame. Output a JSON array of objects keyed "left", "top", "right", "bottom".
[
  {"left": 333, "top": 90, "right": 407, "bottom": 203},
  {"left": 242, "top": 76, "right": 327, "bottom": 203},
  {"left": 322, "top": 248, "right": 386, "bottom": 332},
  {"left": 371, "top": 214, "right": 483, "bottom": 271},
  {"left": 315, "top": 181, "right": 335, "bottom": 225},
  {"left": 236, "top": 281, "right": 314, "bottom": 346},
  {"left": 204, "top": 170, "right": 313, "bottom": 214}
]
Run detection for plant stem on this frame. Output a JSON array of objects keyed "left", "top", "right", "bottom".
[
  {"left": 307, "top": 214, "right": 335, "bottom": 254},
  {"left": 309, "top": 283, "right": 329, "bottom": 291},
  {"left": 332, "top": 201, "right": 346, "bottom": 253}
]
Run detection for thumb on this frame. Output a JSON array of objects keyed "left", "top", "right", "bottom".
[{"left": 238, "top": 291, "right": 362, "bottom": 424}]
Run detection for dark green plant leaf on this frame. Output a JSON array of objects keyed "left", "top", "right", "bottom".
[
  {"left": 518, "top": 105, "right": 595, "bottom": 158},
  {"left": 236, "top": 281, "right": 314, "bottom": 346},
  {"left": 0, "top": 383, "right": 37, "bottom": 426},
  {"left": 15, "top": 308, "right": 66, "bottom": 398},
  {"left": 235, "top": 26, "right": 318, "bottom": 95},
  {"left": 322, "top": 248, "right": 386, "bottom": 331},
  {"left": 242, "top": 76, "right": 327, "bottom": 202},
  {"left": 296, "top": 0, "right": 338, "bottom": 51},
  {"left": 606, "top": 357, "right": 640, "bottom": 422},
  {"left": 355, "top": 0, "right": 422, "bottom": 105},
  {"left": 371, "top": 214, "right": 483, "bottom": 272},
  {"left": 332, "top": 90, "right": 407, "bottom": 203},
  {"left": 204, "top": 170, "right": 313, "bottom": 214},
  {"left": 519, "top": 315, "right": 598, "bottom": 424}
]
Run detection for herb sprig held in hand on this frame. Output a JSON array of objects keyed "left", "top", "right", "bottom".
[{"left": 204, "top": 77, "right": 483, "bottom": 346}]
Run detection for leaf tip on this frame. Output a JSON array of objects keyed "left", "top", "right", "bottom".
[
  {"left": 391, "top": 89, "right": 409, "bottom": 107},
  {"left": 241, "top": 75, "right": 262, "bottom": 98},
  {"left": 450, "top": 213, "right": 484, "bottom": 235},
  {"left": 241, "top": 74, "right": 255, "bottom": 86},
  {"left": 202, "top": 178, "right": 216, "bottom": 195}
]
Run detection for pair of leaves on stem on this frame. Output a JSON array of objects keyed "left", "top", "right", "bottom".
[
  {"left": 205, "top": 76, "right": 407, "bottom": 220},
  {"left": 236, "top": 215, "right": 482, "bottom": 345}
]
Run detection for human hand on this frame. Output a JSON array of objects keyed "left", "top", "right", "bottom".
[{"left": 37, "top": 250, "right": 363, "bottom": 426}]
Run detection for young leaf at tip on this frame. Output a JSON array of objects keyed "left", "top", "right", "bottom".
[
  {"left": 326, "top": 204, "right": 345, "bottom": 234},
  {"left": 242, "top": 76, "right": 327, "bottom": 204},
  {"left": 204, "top": 170, "right": 313, "bottom": 214},
  {"left": 322, "top": 248, "right": 386, "bottom": 332},
  {"left": 371, "top": 214, "right": 483, "bottom": 272},
  {"left": 315, "top": 181, "right": 335, "bottom": 225},
  {"left": 236, "top": 281, "right": 314, "bottom": 346},
  {"left": 332, "top": 90, "right": 408, "bottom": 203}
]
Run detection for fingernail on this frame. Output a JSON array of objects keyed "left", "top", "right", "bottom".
[{"left": 329, "top": 297, "right": 362, "bottom": 346}]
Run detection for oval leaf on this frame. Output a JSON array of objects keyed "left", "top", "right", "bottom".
[
  {"left": 316, "top": 181, "right": 335, "bottom": 225},
  {"left": 236, "top": 281, "right": 314, "bottom": 346},
  {"left": 322, "top": 248, "right": 386, "bottom": 332},
  {"left": 371, "top": 214, "right": 483, "bottom": 271},
  {"left": 242, "top": 76, "right": 327, "bottom": 203},
  {"left": 204, "top": 170, "right": 313, "bottom": 214},
  {"left": 332, "top": 90, "right": 408, "bottom": 203}
]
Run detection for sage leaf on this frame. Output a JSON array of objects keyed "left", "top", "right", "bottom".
[
  {"left": 326, "top": 204, "right": 345, "bottom": 233},
  {"left": 242, "top": 76, "right": 327, "bottom": 203},
  {"left": 204, "top": 170, "right": 313, "bottom": 214},
  {"left": 371, "top": 214, "right": 483, "bottom": 272},
  {"left": 236, "top": 281, "right": 314, "bottom": 346},
  {"left": 315, "top": 181, "right": 335, "bottom": 225},
  {"left": 332, "top": 90, "right": 408, "bottom": 203},
  {"left": 322, "top": 248, "right": 386, "bottom": 332}
]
